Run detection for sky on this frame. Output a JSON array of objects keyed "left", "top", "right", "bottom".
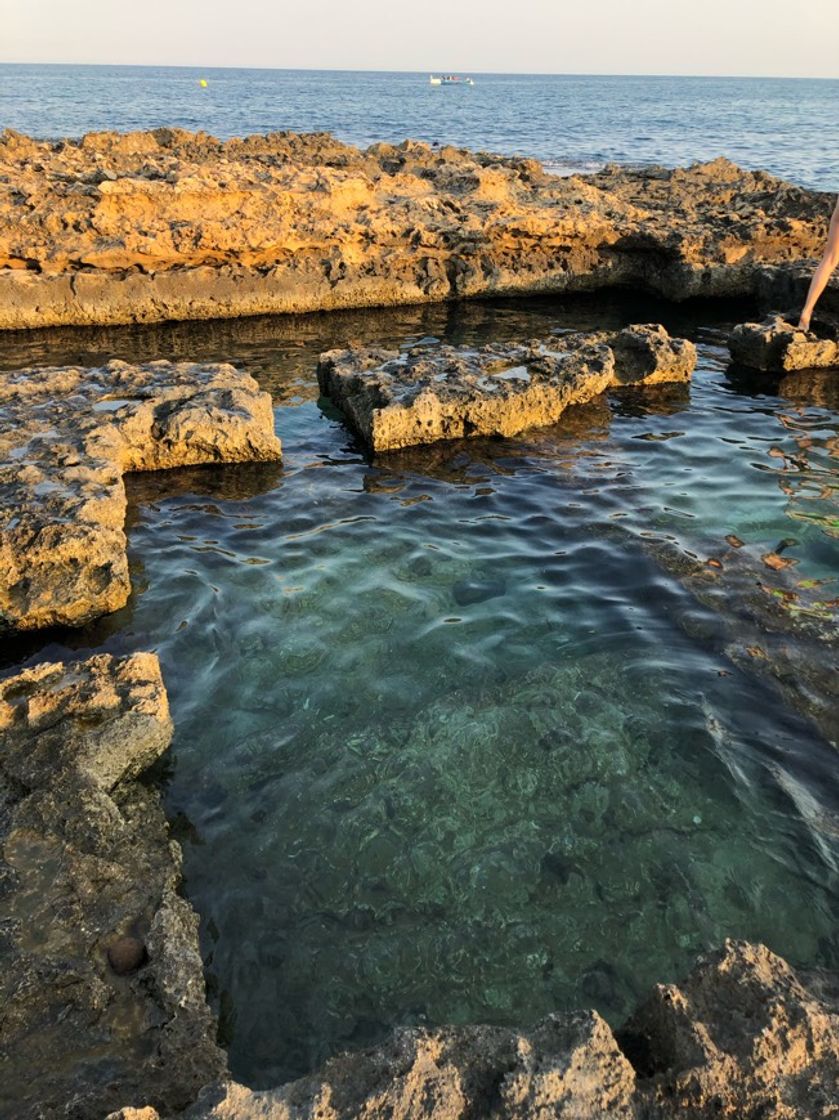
[{"left": 3, "top": 0, "right": 838, "bottom": 78}]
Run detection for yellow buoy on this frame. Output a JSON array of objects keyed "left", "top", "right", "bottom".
[{"left": 199, "top": 79, "right": 208, "bottom": 88}]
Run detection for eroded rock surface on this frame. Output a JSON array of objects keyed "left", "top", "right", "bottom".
[
  {"left": 111, "top": 940, "right": 838, "bottom": 1119},
  {"left": 318, "top": 324, "right": 696, "bottom": 451},
  {"left": 183, "top": 1012, "right": 636, "bottom": 1119},
  {"left": 729, "top": 313, "right": 839, "bottom": 372},
  {"left": 0, "top": 359, "right": 281, "bottom": 631},
  {"left": 0, "top": 652, "right": 227, "bottom": 1120},
  {"left": 0, "top": 128, "right": 834, "bottom": 329},
  {"left": 620, "top": 940, "right": 839, "bottom": 1118}
]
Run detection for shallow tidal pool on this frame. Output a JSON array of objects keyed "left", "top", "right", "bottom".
[{"left": 3, "top": 293, "right": 838, "bottom": 1088}]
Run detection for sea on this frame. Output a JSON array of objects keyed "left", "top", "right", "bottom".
[
  {"left": 1, "top": 64, "right": 838, "bottom": 189},
  {"left": 2, "top": 66, "right": 839, "bottom": 1091}
]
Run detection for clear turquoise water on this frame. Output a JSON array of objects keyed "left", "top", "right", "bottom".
[
  {"left": 3, "top": 294, "right": 838, "bottom": 1087},
  {"left": 1, "top": 65, "right": 838, "bottom": 189}
]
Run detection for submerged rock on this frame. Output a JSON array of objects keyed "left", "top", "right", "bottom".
[
  {"left": 0, "top": 130, "right": 834, "bottom": 330},
  {"left": 318, "top": 324, "right": 696, "bottom": 451},
  {"left": 729, "top": 313, "right": 839, "bottom": 372},
  {"left": 0, "top": 359, "right": 282, "bottom": 631},
  {"left": 452, "top": 577, "right": 507, "bottom": 606},
  {"left": 641, "top": 532, "right": 839, "bottom": 750},
  {"left": 0, "top": 652, "right": 226, "bottom": 1120}
]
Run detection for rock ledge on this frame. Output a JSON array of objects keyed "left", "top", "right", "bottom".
[
  {"left": 0, "top": 359, "right": 282, "bottom": 631},
  {"left": 1, "top": 128, "right": 836, "bottom": 329},
  {"left": 318, "top": 324, "right": 696, "bottom": 451}
]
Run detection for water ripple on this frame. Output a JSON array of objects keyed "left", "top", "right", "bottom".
[{"left": 2, "top": 295, "right": 838, "bottom": 1088}]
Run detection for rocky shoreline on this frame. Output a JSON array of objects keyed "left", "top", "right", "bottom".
[
  {"left": 3, "top": 129, "right": 839, "bottom": 1118},
  {"left": 318, "top": 324, "right": 696, "bottom": 451},
  {"left": 2, "top": 653, "right": 837, "bottom": 1119},
  {"left": 159, "top": 939, "right": 839, "bottom": 1119},
  {"left": 0, "top": 653, "right": 225, "bottom": 1119},
  {"left": 1, "top": 128, "right": 837, "bottom": 330}
]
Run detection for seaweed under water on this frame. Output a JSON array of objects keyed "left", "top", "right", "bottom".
[{"left": 2, "top": 293, "right": 838, "bottom": 1088}]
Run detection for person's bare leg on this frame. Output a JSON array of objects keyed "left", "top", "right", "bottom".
[{"left": 799, "top": 196, "right": 839, "bottom": 330}]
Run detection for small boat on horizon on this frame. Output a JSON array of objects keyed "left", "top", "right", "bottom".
[{"left": 429, "top": 75, "right": 474, "bottom": 86}]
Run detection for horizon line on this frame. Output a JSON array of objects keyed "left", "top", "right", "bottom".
[{"left": 0, "top": 60, "right": 836, "bottom": 82}]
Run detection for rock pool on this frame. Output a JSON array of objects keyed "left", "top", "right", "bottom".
[{"left": 2, "top": 292, "right": 838, "bottom": 1090}]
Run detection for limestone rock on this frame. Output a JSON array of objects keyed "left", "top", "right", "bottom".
[
  {"left": 0, "top": 359, "right": 281, "bottom": 631},
  {"left": 318, "top": 324, "right": 696, "bottom": 451},
  {"left": 619, "top": 939, "right": 839, "bottom": 1118},
  {"left": 0, "top": 652, "right": 227, "bottom": 1120},
  {"left": 0, "top": 129, "right": 834, "bottom": 330},
  {"left": 0, "top": 650, "right": 173, "bottom": 788},
  {"left": 184, "top": 1009, "right": 636, "bottom": 1119},
  {"left": 174, "top": 940, "right": 839, "bottom": 1120},
  {"left": 729, "top": 313, "right": 839, "bottom": 371}
]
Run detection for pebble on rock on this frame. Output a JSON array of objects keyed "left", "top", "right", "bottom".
[{"left": 107, "top": 935, "right": 147, "bottom": 975}]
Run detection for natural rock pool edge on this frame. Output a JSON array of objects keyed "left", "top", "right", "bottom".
[
  {"left": 0, "top": 359, "right": 281, "bottom": 632},
  {"left": 2, "top": 653, "right": 837, "bottom": 1120}
]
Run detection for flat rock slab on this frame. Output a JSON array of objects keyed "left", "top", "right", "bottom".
[
  {"left": 318, "top": 324, "right": 696, "bottom": 451},
  {"left": 729, "top": 313, "right": 839, "bottom": 372},
  {"left": 0, "top": 652, "right": 226, "bottom": 1120},
  {"left": 0, "top": 359, "right": 282, "bottom": 631}
]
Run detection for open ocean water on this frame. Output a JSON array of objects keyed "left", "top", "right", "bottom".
[
  {"left": 1, "top": 65, "right": 838, "bottom": 188},
  {"left": 1, "top": 68, "right": 839, "bottom": 1089}
]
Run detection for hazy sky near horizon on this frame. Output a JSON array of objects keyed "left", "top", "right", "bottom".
[{"left": 4, "top": 0, "right": 837, "bottom": 78}]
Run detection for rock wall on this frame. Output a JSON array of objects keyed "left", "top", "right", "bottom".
[
  {"left": 0, "top": 128, "right": 835, "bottom": 330},
  {"left": 0, "top": 652, "right": 227, "bottom": 1120}
]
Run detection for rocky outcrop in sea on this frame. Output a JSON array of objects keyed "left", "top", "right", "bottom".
[
  {"left": 729, "top": 313, "right": 839, "bottom": 372},
  {"left": 0, "top": 359, "right": 281, "bottom": 631},
  {"left": 318, "top": 324, "right": 695, "bottom": 451}
]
